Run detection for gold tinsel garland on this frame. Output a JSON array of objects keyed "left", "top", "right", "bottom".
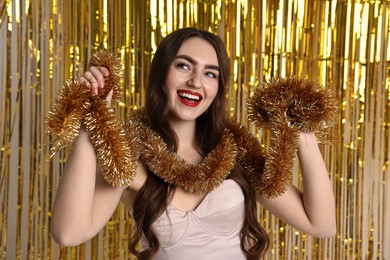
[
  {"left": 124, "top": 110, "right": 238, "bottom": 193},
  {"left": 247, "top": 78, "right": 338, "bottom": 196},
  {"left": 46, "top": 51, "right": 138, "bottom": 186},
  {"left": 46, "top": 51, "right": 338, "bottom": 197},
  {"left": 248, "top": 78, "right": 338, "bottom": 143}
]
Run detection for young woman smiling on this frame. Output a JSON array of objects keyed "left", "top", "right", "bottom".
[{"left": 49, "top": 28, "right": 336, "bottom": 260}]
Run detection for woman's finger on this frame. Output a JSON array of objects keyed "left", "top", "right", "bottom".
[
  {"left": 97, "top": 66, "right": 110, "bottom": 77},
  {"left": 83, "top": 71, "right": 99, "bottom": 95},
  {"left": 78, "top": 76, "right": 91, "bottom": 88},
  {"left": 78, "top": 66, "right": 109, "bottom": 96},
  {"left": 89, "top": 66, "right": 108, "bottom": 89}
]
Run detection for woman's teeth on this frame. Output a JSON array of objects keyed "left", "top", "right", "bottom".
[{"left": 178, "top": 92, "right": 200, "bottom": 101}]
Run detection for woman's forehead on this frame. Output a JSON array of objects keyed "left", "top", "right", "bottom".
[{"left": 176, "top": 37, "right": 219, "bottom": 66}]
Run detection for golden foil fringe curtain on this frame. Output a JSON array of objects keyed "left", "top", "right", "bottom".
[{"left": 0, "top": 0, "right": 389, "bottom": 259}]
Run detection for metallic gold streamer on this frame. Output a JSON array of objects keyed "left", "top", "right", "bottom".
[{"left": 1, "top": 0, "right": 389, "bottom": 259}]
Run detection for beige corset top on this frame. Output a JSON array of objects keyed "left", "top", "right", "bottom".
[{"left": 146, "top": 179, "right": 246, "bottom": 260}]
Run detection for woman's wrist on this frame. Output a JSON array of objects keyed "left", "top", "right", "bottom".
[
  {"left": 298, "top": 132, "right": 317, "bottom": 146},
  {"left": 297, "top": 132, "right": 322, "bottom": 161}
]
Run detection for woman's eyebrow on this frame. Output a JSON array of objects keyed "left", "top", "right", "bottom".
[{"left": 175, "top": 54, "right": 220, "bottom": 71}]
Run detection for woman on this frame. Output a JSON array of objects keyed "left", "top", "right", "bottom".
[{"left": 49, "top": 28, "right": 336, "bottom": 259}]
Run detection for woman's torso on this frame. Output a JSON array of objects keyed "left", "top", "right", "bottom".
[{"left": 142, "top": 179, "right": 246, "bottom": 260}]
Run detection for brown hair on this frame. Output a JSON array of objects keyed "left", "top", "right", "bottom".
[{"left": 129, "top": 27, "right": 269, "bottom": 259}]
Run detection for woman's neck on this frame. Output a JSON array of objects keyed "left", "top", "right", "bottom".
[
  {"left": 168, "top": 119, "right": 202, "bottom": 163},
  {"left": 169, "top": 118, "right": 196, "bottom": 145}
]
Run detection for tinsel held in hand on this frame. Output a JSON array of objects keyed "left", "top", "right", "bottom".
[
  {"left": 247, "top": 78, "right": 338, "bottom": 197},
  {"left": 46, "top": 50, "right": 338, "bottom": 198},
  {"left": 46, "top": 51, "right": 138, "bottom": 186}
]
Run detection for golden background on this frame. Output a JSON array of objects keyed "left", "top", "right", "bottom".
[{"left": 1, "top": 0, "right": 389, "bottom": 259}]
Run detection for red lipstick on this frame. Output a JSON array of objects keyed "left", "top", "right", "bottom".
[{"left": 177, "top": 90, "right": 203, "bottom": 107}]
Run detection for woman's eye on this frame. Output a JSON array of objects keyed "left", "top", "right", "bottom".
[
  {"left": 176, "top": 63, "right": 189, "bottom": 70},
  {"left": 205, "top": 72, "right": 217, "bottom": 79}
]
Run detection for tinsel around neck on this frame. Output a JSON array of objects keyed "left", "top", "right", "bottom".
[{"left": 124, "top": 110, "right": 238, "bottom": 193}]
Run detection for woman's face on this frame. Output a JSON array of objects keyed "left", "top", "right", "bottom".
[{"left": 165, "top": 37, "right": 220, "bottom": 123}]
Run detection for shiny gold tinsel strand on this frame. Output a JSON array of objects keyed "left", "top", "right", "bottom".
[
  {"left": 125, "top": 110, "right": 238, "bottom": 194},
  {"left": 247, "top": 78, "right": 338, "bottom": 198},
  {"left": 1, "top": 0, "right": 389, "bottom": 259},
  {"left": 46, "top": 50, "right": 138, "bottom": 188}
]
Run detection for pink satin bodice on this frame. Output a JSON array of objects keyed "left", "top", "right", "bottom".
[{"left": 143, "top": 180, "right": 246, "bottom": 260}]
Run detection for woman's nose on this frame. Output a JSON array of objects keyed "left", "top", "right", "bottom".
[{"left": 187, "top": 71, "right": 202, "bottom": 88}]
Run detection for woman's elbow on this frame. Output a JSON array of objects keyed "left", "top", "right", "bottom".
[
  {"left": 316, "top": 227, "right": 337, "bottom": 238},
  {"left": 311, "top": 222, "right": 337, "bottom": 238},
  {"left": 51, "top": 222, "right": 89, "bottom": 247},
  {"left": 52, "top": 229, "right": 83, "bottom": 247}
]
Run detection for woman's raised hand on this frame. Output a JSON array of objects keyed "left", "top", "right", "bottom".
[
  {"left": 79, "top": 66, "right": 109, "bottom": 95},
  {"left": 78, "top": 66, "right": 113, "bottom": 103}
]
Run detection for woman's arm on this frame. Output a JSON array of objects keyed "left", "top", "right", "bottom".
[
  {"left": 51, "top": 128, "right": 126, "bottom": 246},
  {"left": 257, "top": 132, "right": 336, "bottom": 238},
  {"left": 51, "top": 66, "right": 147, "bottom": 246}
]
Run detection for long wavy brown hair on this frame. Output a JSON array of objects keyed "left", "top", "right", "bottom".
[{"left": 129, "top": 27, "right": 269, "bottom": 259}]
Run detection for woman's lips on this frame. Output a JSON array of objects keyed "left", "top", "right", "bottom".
[{"left": 177, "top": 90, "right": 203, "bottom": 107}]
